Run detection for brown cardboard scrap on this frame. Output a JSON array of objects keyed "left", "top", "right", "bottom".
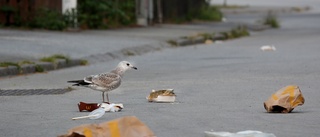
[
  {"left": 264, "top": 85, "right": 305, "bottom": 113},
  {"left": 59, "top": 116, "right": 155, "bottom": 137},
  {"left": 78, "top": 102, "right": 100, "bottom": 112}
]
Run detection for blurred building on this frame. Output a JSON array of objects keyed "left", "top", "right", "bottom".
[
  {"left": 0, "top": 0, "right": 62, "bottom": 25},
  {"left": 0, "top": 0, "right": 207, "bottom": 27}
]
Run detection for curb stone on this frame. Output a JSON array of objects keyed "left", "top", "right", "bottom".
[
  {"left": 83, "top": 42, "right": 170, "bottom": 64},
  {"left": 0, "top": 59, "right": 85, "bottom": 77},
  {"left": 169, "top": 24, "right": 270, "bottom": 47}
]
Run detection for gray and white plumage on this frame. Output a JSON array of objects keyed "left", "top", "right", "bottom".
[{"left": 68, "top": 61, "right": 137, "bottom": 102}]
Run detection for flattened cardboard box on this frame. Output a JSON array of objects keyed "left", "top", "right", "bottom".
[{"left": 59, "top": 116, "right": 155, "bottom": 137}]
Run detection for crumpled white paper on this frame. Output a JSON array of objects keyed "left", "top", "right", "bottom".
[
  {"left": 260, "top": 45, "right": 276, "bottom": 51},
  {"left": 204, "top": 130, "right": 276, "bottom": 137},
  {"left": 99, "top": 103, "right": 124, "bottom": 112}
]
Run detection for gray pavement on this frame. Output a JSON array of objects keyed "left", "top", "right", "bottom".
[{"left": 1, "top": 2, "right": 320, "bottom": 137}]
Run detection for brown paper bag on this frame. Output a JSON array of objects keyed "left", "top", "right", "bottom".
[
  {"left": 264, "top": 85, "right": 305, "bottom": 113},
  {"left": 59, "top": 116, "right": 155, "bottom": 137}
]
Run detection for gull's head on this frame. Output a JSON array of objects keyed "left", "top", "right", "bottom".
[{"left": 118, "top": 61, "right": 137, "bottom": 71}]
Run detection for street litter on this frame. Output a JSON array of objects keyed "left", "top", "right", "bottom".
[
  {"left": 147, "top": 89, "right": 176, "bottom": 103},
  {"left": 78, "top": 102, "right": 99, "bottom": 112},
  {"left": 74, "top": 102, "right": 123, "bottom": 120},
  {"left": 205, "top": 130, "right": 276, "bottom": 137},
  {"left": 260, "top": 45, "right": 276, "bottom": 51},
  {"left": 78, "top": 102, "right": 123, "bottom": 112},
  {"left": 60, "top": 116, "right": 155, "bottom": 137},
  {"left": 222, "top": 17, "right": 227, "bottom": 22},
  {"left": 205, "top": 39, "right": 214, "bottom": 44},
  {"left": 264, "top": 85, "right": 304, "bottom": 113},
  {"left": 100, "top": 102, "right": 123, "bottom": 112},
  {"left": 214, "top": 40, "right": 224, "bottom": 44},
  {"left": 72, "top": 108, "right": 105, "bottom": 120}
]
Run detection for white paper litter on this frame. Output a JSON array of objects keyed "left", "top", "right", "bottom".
[
  {"left": 72, "top": 108, "right": 105, "bottom": 120},
  {"left": 151, "top": 95, "right": 176, "bottom": 103},
  {"left": 99, "top": 103, "right": 123, "bottom": 112},
  {"left": 214, "top": 40, "right": 224, "bottom": 44},
  {"left": 205, "top": 130, "right": 276, "bottom": 137},
  {"left": 260, "top": 45, "right": 276, "bottom": 51}
]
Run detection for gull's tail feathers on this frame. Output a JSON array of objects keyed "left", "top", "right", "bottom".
[{"left": 67, "top": 80, "right": 90, "bottom": 86}]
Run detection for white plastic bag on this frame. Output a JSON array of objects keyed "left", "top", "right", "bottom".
[{"left": 205, "top": 130, "right": 276, "bottom": 137}]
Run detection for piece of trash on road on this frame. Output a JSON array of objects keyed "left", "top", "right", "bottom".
[
  {"left": 78, "top": 102, "right": 123, "bottom": 112},
  {"left": 147, "top": 89, "right": 176, "bottom": 103},
  {"left": 60, "top": 116, "right": 155, "bottom": 137},
  {"left": 72, "top": 107, "right": 105, "bottom": 120},
  {"left": 204, "top": 130, "right": 276, "bottom": 137},
  {"left": 214, "top": 40, "right": 224, "bottom": 44},
  {"left": 260, "top": 45, "right": 276, "bottom": 51},
  {"left": 222, "top": 17, "right": 227, "bottom": 22},
  {"left": 205, "top": 39, "right": 214, "bottom": 44},
  {"left": 100, "top": 102, "right": 123, "bottom": 112},
  {"left": 264, "top": 85, "right": 305, "bottom": 113},
  {"left": 78, "top": 102, "right": 99, "bottom": 112},
  {"left": 73, "top": 102, "right": 123, "bottom": 120}
]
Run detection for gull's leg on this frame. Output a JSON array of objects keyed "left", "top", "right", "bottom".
[
  {"left": 106, "top": 93, "right": 109, "bottom": 103},
  {"left": 102, "top": 92, "right": 105, "bottom": 102}
]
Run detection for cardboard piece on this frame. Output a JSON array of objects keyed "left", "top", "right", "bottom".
[
  {"left": 78, "top": 102, "right": 100, "bottom": 112},
  {"left": 264, "top": 85, "right": 305, "bottom": 113},
  {"left": 59, "top": 116, "right": 155, "bottom": 137}
]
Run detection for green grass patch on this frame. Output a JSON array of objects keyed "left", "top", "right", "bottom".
[
  {"left": 40, "top": 54, "right": 70, "bottom": 63},
  {"left": 196, "top": 6, "right": 223, "bottom": 21},
  {"left": 198, "top": 33, "right": 215, "bottom": 40},
  {"left": 290, "top": 6, "right": 310, "bottom": 12},
  {"left": 170, "top": 25, "right": 250, "bottom": 47},
  {"left": 40, "top": 57, "right": 55, "bottom": 63},
  {"left": 34, "top": 64, "right": 45, "bottom": 72},
  {"left": 28, "top": 8, "right": 67, "bottom": 30},
  {"left": 167, "top": 40, "right": 178, "bottom": 47},
  {"left": 18, "top": 60, "right": 35, "bottom": 65},
  {"left": 164, "top": 5, "right": 223, "bottom": 23},
  {"left": 220, "top": 25, "right": 250, "bottom": 40},
  {"left": 263, "top": 12, "right": 280, "bottom": 28},
  {"left": 0, "top": 56, "right": 85, "bottom": 75},
  {"left": 80, "top": 60, "right": 89, "bottom": 65},
  {"left": 122, "top": 50, "right": 135, "bottom": 56},
  {"left": 0, "top": 62, "right": 20, "bottom": 68},
  {"left": 0, "top": 62, "right": 22, "bottom": 73}
]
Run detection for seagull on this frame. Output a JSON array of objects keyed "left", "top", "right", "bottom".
[{"left": 68, "top": 61, "right": 137, "bottom": 102}]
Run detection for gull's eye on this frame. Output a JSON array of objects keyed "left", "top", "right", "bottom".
[{"left": 126, "top": 63, "right": 130, "bottom": 66}]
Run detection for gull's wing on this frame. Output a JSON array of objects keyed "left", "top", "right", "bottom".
[{"left": 91, "top": 73, "right": 121, "bottom": 89}]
